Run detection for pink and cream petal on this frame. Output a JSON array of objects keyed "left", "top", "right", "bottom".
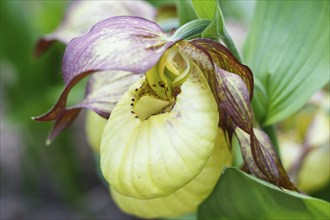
[{"left": 35, "top": 0, "right": 156, "bottom": 56}]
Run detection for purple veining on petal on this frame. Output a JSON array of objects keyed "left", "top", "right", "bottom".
[
  {"left": 34, "top": 0, "right": 156, "bottom": 57},
  {"left": 190, "top": 39, "right": 254, "bottom": 100},
  {"left": 38, "top": 71, "right": 142, "bottom": 143},
  {"left": 79, "top": 71, "right": 142, "bottom": 116},
  {"left": 215, "top": 67, "right": 252, "bottom": 132},
  {"left": 34, "top": 16, "right": 177, "bottom": 123},
  {"left": 177, "top": 39, "right": 295, "bottom": 190},
  {"left": 214, "top": 67, "right": 295, "bottom": 190},
  {"left": 235, "top": 128, "right": 297, "bottom": 190},
  {"left": 62, "top": 16, "right": 175, "bottom": 85},
  {"left": 46, "top": 108, "right": 81, "bottom": 145},
  {"left": 33, "top": 70, "right": 96, "bottom": 122}
]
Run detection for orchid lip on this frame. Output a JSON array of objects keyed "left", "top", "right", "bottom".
[{"left": 100, "top": 60, "right": 219, "bottom": 199}]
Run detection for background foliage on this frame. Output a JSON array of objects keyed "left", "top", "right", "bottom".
[{"left": 1, "top": 1, "right": 136, "bottom": 219}]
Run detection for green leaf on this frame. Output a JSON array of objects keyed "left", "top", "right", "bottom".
[
  {"left": 161, "top": 212, "right": 196, "bottom": 220},
  {"left": 171, "top": 19, "right": 210, "bottom": 40},
  {"left": 244, "top": 1, "right": 330, "bottom": 125},
  {"left": 218, "top": 1, "right": 255, "bottom": 24},
  {"left": 198, "top": 167, "right": 330, "bottom": 219},
  {"left": 200, "top": 0, "right": 242, "bottom": 63},
  {"left": 192, "top": 0, "right": 216, "bottom": 19},
  {"left": 147, "top": 0, "right": 177, "bottom": 8},
  {"left": 176, "top": 0, "right": 198, "bottom": 25}
]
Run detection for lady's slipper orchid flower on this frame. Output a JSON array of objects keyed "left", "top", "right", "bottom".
[{"left": 34, "top": 16, "right": 296, "bottom": 217}]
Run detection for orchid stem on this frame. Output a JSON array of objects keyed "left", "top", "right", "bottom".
[
  {"left": 262, "top": 125, "right": 280, "bottom": 156},
  {"left": 221, "top": 31, "right": 243, "bottom": 63},
  {"left": 214, "top": 0, "right": 243, "bottom": 63}
]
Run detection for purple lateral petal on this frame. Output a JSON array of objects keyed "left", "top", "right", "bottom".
[
  {"left": 37, "top": 71, "right": 142, "bottom": 143},
  {"left": 34, "top": 16, "right": 176, "bottom": 122},
  {"left": 33, "top": 70, "right": 93, "bottom": 122},
  {"left": 78, "top": 71, "right": 142, "bottom": 116},
  {"left": 177, "top": 40, "right": 295, "bottom": 190},
  {"left": 177, "top": 41, "right": 215, "bottom": 93},
  {"left": 44, "top": 75, "right": 140, "bottom": 142},
  {"left": 215, "top": 66, "right": 252, "bottom": 148},
  {"left": 181, "top": 39, "right": 253, "bottom": 142},
  {"left": 215, "top": 68, "right": 295, "bottom": 190},
  {"left": 62, "top": 16, "right": 174, "bottom": 85},
  {"left": 46, "top": 108, "right": 81, "bottom": 145},
  {"left": 235, "top": 128, "right": 297, "bottom": 190},
  {"left": 215, "top": 67, "right": 252, "bottom": 132},
  {"left": 178, "top": 40, "right": 252, "bottom": 135},
  {"left": 34, "top": 39, "right": 57, "bottom": 58},
  {"left": 190, "top": 39, "right": 254, "bottom": 99},
  {"left": 34, "top": 0, "right": 156, "bottom": 57},
  {"left": 178, "top": 40, "right": 250, "bottom": 140}
]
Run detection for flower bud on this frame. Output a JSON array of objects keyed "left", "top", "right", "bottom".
[{"left": 85, "top": 110, "right": 107, "bottom": 153}]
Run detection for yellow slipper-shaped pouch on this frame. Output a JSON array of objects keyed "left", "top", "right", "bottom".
[
  {"left": 111, "top": 128, "right": 231, "bottom": 218},
  {"left": 100, "top": 56, "right": 220, "bottom": 199}
]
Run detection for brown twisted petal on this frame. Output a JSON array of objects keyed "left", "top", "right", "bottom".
[
  {"left": 190, "top": 39, "right": 254, "bottom": 99},
  {"left": 177, "top": 40, "right": 295, "bottom": 190}
]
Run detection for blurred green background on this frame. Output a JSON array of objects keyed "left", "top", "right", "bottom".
[{"left": 0, "top": 1, "right": 138, "bottom": 219}]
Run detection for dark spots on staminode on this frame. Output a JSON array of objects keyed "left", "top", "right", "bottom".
[{"left": 173, "top": 87, "right": 181, "bottom": 97}]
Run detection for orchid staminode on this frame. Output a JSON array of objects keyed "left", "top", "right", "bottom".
[{"left": 34, "top": 16, "right": 295, "bottom": 218}]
